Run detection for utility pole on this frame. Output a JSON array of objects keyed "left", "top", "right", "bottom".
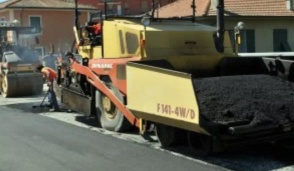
[
  {"left": 104, "top": 0, "right": 108, "bottom": 19},
  {"left": 151, "top": 0, "right": 155, "bottom": 18},
  {"left": 75, "top": 0, "right": 79, "bottom": 29},
  {"left": 191, "top": 0, "right": 196, "bottom": 22}
]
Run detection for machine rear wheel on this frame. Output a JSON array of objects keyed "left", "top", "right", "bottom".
[
  {"left": 1, "top": 75, "right": 10, "bottom": 97},
  {"left": 1, "top": 74, "right": 43, "bottom": 98},
  {"left": 97, "top": 82, "right": 131, "bottom": 132},
  {"left": 155, "top": 123, "right": 187, "bottom": 148},
  {"left": 188, "top": 132, "right": 213, "bottom": 156}
]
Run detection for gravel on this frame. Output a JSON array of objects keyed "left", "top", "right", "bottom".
[{"left": 194, "top": 74, "right": 294, "bottom": 126}]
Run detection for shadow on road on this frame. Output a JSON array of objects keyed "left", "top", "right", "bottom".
[
  {"left": 162, "top": 142, "right": 294, "bottom": 171},
  {"left": 75, "top": 115, "right": 100, "bottom": 128},
  {"left": 74, "top": 114, "right": 156, "bottom": 138},
  {"left": 5, "top": 101, "right": 51, "bottom": 114}
]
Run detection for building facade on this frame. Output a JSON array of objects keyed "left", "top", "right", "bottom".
[
  {"left": 80, "top": 0, "right": 177, "bottom": 16},
  {"left": 156, "top": 0, "right": 294, "bottom": 53},
  {"left": 0, "top": 0, "right": 95, "bottom": 56}
]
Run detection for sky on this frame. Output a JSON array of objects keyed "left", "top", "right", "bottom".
[{"left": 0, "top": 0, "right": 7, "bottom": 3}]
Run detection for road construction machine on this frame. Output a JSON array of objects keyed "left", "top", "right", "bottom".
[
  {"left": 57, "top": 0, "right": 294, "bottom": 155},
  {"left": 0, "top": 26, "right": 43, "bottom": 97}
]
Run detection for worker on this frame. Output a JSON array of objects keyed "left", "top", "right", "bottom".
[
  {"left": 65, "top": 51, "right": 75, "bottom": 60},
  {"left": 87, "top": 22, "right": 102, "bottom": 36},
  {"left": 86, "top": 22, "right": 102, "bottom": 45},
  {"left": 37, "top": 65, "right": 60, "bottom": 112}
]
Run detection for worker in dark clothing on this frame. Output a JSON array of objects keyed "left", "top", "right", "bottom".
[
  {"left": 37, "top": 65, "right": 60, "bottom": 112},
  {"left": 86, "top": 22, "right": 102, "bottom": 45}
]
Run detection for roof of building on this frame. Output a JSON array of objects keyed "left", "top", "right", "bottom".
[
  {"left": 155, "top": 0, "right": 210, "bottom": 18},
  {"left": 157, "top": 0, "right": 294, "bottom": 18},
  {"left": 0, "top": 0, "right": 96, "bottom": 10}
]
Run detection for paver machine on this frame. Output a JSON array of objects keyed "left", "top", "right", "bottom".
[
  {"left": 0, "top": 26, "right": 43, "bottom": 97},
  {"left": 57, "top": 0, "right": 294, "bottom": 155}
]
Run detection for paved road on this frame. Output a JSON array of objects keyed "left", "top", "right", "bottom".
[
  {"left": 1, "top": 92, "right": 294, "bottom": 171},
  {"left": 0, "top": 104, "right": 221, "bottom": 171}
]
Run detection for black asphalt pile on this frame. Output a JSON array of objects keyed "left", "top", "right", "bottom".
[{"left": 193, "top": 75, "right": 294, "bottom": 126}]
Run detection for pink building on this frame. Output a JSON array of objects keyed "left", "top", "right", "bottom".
[{"left": 0, "top": 0, "right": 95, "bottom": 56}]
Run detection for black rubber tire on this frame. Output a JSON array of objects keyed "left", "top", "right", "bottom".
[
  {"left": 155, "top": 123, "right": 187, "bottom": 148},
  {"left": 187, "top": 132, "right": 213, "bottom": 156},
  {"left": 1, "top": 74, "right": 43, "bottom": 97},
  {"left": 1, "top": 75, "right": 10, "bottom": 97},
  {"left": 97, "top": 82, "right": 131, "bottom": 132}
]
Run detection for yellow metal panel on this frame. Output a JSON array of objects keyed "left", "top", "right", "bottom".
[
  {"left": 146, "top": 31, "right": 216, "bottom": 49},
  {"left": 92, "top": 46, "right": 102, "bottom": 59},
  {"left": 168, "top": 55, "right": 224, "bottom": 71},
  {"left": 103, "top": 21, "right": 141, "bottom": 58},
  {"left": 127, "top": 62, "right": 208, "bottom": 134},
  {"left": 114, "top": 20, "right": 217, "bottom": 32},
  {"left": 103, "top": 21, "right": 121, "bottom": 58},
  {"left": 142, "top": 31, "right": 234, "bottom": 61},
  {"left": 223, "top": 31, "right": 234, "bottom": 54},
  {"left": 78, "top": 45, "right": 91, "bottom": 58},
  {"left": 102, "top": 20, "right": 222, "bottom": 59}
]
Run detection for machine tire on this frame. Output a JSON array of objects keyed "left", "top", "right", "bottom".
[
  {"left": 97, "top": 82, "right": 131, "bottom": 132},
  {"left": 155, "top": 123, "right": 187, "bottom": 148},
  {"left": 1, "top": 74, "right": 43, "bottom": 98},
  {"left": 188, "top": 132, "right": 213, "bottom": 156},
  {"left": 1, "top": 75, "right": 14, "bottom": 97},
  {"left": 0, "top": 75, "right": 2, "bottom": 95}
]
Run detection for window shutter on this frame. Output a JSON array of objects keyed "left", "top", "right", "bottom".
[
  {"left": 273, "top": 29, "right": 288, "bottom": 52},
  {"left": 246, "top": 30, "right": 255, "bottom": 52}
]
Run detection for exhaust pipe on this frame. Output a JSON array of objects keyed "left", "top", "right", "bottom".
[{"left": 215, "top": 0, "right": 225, "bottom": 53}]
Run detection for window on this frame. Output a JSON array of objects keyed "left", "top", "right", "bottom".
[
  {"left": 273, "top": 29, "right": 291, "bottom": 52},
  {"left": 106, "top": 4, "right": 116, "bottom": 15},
  {"left": 117, "top": 5, "right": 122, "bottom": 16},
  {"left": 126, "top": 32, "right": 139, "bottom": 54},
  {"left": 141, "top": 0, "right": 148, "bottom": 13},
  {"left": 124, "top": 3, "right": 130, "bottom": 15},
  {"left": 119, "top": 30, "right": 125, "bottom": 54},
  {"left": 124, "top": 2, "right": 128, "bottom": 9},
  {"left": 238, "top": 29, "right": 255, "bottom": 53},
  {"left": 29, "top": 16, "right": 42, "bottom": 34}
]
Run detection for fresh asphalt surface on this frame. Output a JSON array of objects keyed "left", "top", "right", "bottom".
[
  {"left": 0, "top": 105, "right": 220, "bottom": 171},
  {"left": 1, "top": 92, "right": 294, "bottom": 171}
]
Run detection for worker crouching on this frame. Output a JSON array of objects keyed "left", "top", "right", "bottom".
[{"left": 37, "top": 65, "right": 60, "bottom": 112}]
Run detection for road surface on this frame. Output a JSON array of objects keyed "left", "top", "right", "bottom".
[
  {"left": 0, "top": 96, "right": 222, "bottom": 171},
  {"left": 0, "top": 92, "right": 294, "bottom": 171}
]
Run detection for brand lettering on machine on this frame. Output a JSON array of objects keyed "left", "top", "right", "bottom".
[{"left": 91, "top": 63, "right": 113, "bottom": 69}]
